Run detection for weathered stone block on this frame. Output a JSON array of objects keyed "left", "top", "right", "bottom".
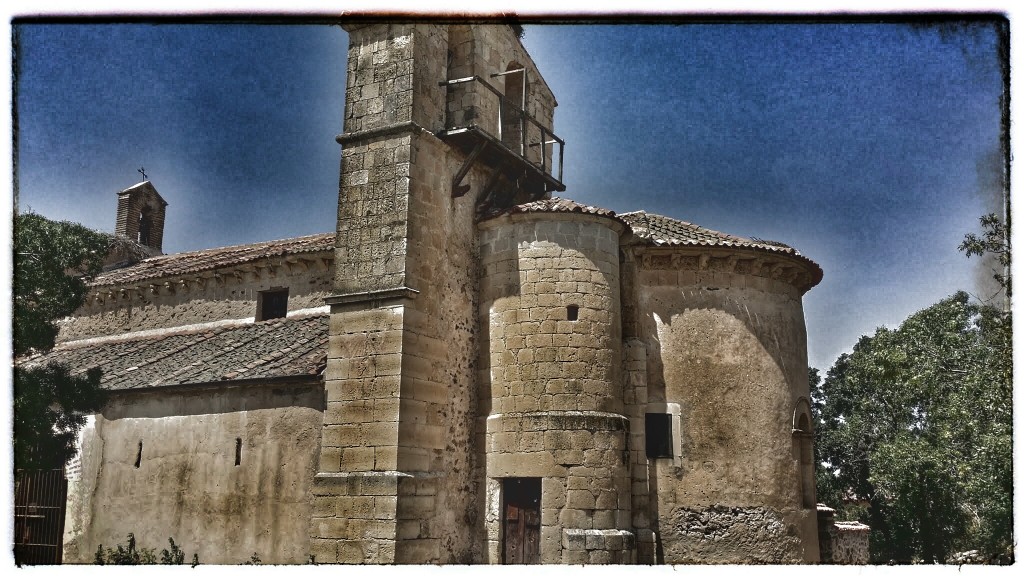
[{"left": 309, "top": 538, "right": 338, "bottom": 564}]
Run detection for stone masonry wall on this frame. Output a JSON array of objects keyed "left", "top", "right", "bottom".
[
  {"left": 829, "top": 523, "right": 870, "bottom": 564},
  {"left": 480, "top": 413, "right": 632, "bottom": 563},
  {"left": 317, "top": 22, "right": 564, "bottom": 564},
  {"left": 444, "top": 24, "right": 557, "bottom": 169},
  {"left": 59, "top": 254, "right": 333, "bottom": 342},
  {"left": 64, "top": 382, "right": 323, "bottom": 564},
  {"left": 629, "top": 247, "right": 819, "bottom": 563},
  {"left": 478, "top": 212, "right": 633, "bottom": 564},
  {"left": 313, "top": 304, "right": 406, "bottom": 564},
  {"left": 316, "top": 22, "right": 499, "bottom": 565},
  {"left": 396, "top": 129, "right": 488, "bottom": 562},
  {"left": 478, "top": 214, "right": 623, "bottom": 414},
  {"left": 334, "top": 22, "right": 426, "bottom": 294}
]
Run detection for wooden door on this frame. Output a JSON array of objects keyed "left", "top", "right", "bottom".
[{"left": 503, "top": 477, "right": 541, "bottom": 564}]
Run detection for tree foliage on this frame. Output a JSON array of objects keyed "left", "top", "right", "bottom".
[
  {"left": 14, "top": 212, "right": 110, "bottom": 354},
  {"left": 813, "top": 293, "right": 1011, "bottom": 563},
  {"left": 13, "top": 212, "right": 111, "bottom": 469},
  {"left": 814, "top": 212, "right": 1012, "bottom": 563},
  {"left": 960, "top": 213, "right": 1011, "bottom": 299}
]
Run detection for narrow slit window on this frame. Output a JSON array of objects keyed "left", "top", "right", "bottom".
[
  {"left": 235, "top": 438, "right": 242, "bottom": 466},
  {"left": 257, "top": 288, "right": 288, "bottom": 321},
  {"left": 566, "top": 305, "right": 579, "bottom": 321},
  {"left": 645, "top": 413, "right": 673, "bottom": 458},
  {"left": 134, "top": 441, "right": 143, "bottom": 468}
]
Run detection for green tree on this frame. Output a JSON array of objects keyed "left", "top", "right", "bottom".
[
  {"left": 814, "top": 292, "right": 1012, "bottom": 563},
  {"left": 960, "top": 213, "right": 1011, "bottom": 300},
  {"left": 13, "top": 212, "right": 110, "bottom": 469}
]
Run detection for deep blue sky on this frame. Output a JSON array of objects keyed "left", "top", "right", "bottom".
[{"left": 13, "top": 21, "right": 1005, "bottom": 371}]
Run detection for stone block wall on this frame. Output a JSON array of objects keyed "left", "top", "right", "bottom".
[
  {"left": 829, "top": 522, "right": 870, "bottom": 564},
  {"left": 61, "top": 255, "right": 333, "bottom": 342},
  {"left": 444, "top": 24, "right": 557, "bottom": 169},
  {"left": 478, "top": 214, "right": 624, "bottom": 414},
  {"left": 334, "top": 130, "right": 412, "bottom": 294},
  {"left": 562, "top": 529, "right": 636, "bottom": 564},
  {"left": 480, "top": 413, "right": 633, "bottom": 564},
  {"left": 396, "top": 129, "right": 490, "bottom": 562},
  {"left": 335, "top": 21, "right": 448, "bottom": 295},
  {"left": 319, "top": 22, "right": 496, "bottom": 565},
  {"left": 627, "top": 246, "right": 821, "bottom": 563},
  {"left": 817, "top": 506, "right": 870, "bottom": 565},
  {"left": 478, "top": 212, "right": 633, "bottom": 563},
  {"left": 313, "top": 304, "right": 406, "bottom": 564}
]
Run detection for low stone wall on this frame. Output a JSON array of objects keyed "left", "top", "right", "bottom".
[
  {"left": 562, "top": 529, "right": 635, "bottom": 564},
  {"left": 816, "top": 504, "right": 870, "bottom": 564},
  {"left": 830, "top": 521, "right": 870, "bottom": 564}
]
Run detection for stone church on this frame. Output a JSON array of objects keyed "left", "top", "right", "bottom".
[{"left": 22, "top": 23, "right": 828, "bottom": 564}]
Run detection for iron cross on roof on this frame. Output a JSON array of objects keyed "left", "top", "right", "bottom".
[{"left": 137, "top": 167, "right": 148, "bottom": 181}]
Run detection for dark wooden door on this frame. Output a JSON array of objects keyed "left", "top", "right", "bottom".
[{"left": 503, "top": 477, "right": 541, "bottom": 564}]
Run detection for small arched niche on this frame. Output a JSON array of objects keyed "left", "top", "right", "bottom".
[{"left": 792, "top": 399, "right": 816, "bottom": 508}]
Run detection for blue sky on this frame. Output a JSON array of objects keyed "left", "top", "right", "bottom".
[{"left": 12, "top": 20, "right": 1006, "bottom": 371}]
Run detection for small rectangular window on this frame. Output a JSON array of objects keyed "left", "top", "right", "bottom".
[
  {"left": 257, "top": 288, "right": 288, "bottom": 321},
  {"left": 566, "top": 305, "right": 579, "bottom": 321},
  {"left": 645, "top": 413, "right": 673, "bottom": 458}
]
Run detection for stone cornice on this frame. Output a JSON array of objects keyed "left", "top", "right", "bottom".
[
  {"left": 630, "top": 245, "right": 822, "bottom": 294},
  {"left": 335, "top": 120, "right": 430, "bottom": 146},
  {"left": 325, "top": 286, "right": 420, "bottom": 307}
]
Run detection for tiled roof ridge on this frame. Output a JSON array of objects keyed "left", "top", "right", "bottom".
[
  {"left": 508, "top": 196, "right": 620, "bottom": 219},
  {"left": 135, "top": 231, "right": 333, "bottom": 263},
  {"left": 618, "top": 210, "right": 800, "bottom": 255},
  {"left": 42, "top": 306, "right": 330, "bottom": 354},
  {"left": 90, "top": 231, "right": 335, "bottom": 287}
]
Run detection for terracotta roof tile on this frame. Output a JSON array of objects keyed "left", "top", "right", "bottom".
[
  {"left": 506, "top": 196, "right": 620, "bottom": 219},
  {"left": 90, "top": 232, "right": 334, "bottom": 287},
  {"left": 19, "top": 314, "right": 328, "bottom": 390},
  {"left": 619, "top": 210, "right": 800, "bottom": 255}
]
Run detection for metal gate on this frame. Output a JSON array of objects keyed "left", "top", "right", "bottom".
[
  {"left": 502, "top": 477, "right": 541, "bottom": 564},
  {"left": 13, "top": 468, "right": 68, "bottom": 565}
]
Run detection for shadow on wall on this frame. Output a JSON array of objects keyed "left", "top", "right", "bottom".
[
  {"left": 639, "top": 284, "right": 804, "bottom": 409},
  {"left": 637, "top": 283, "right": 807, "bottom": 489},
  {"left": 100, "top": 382, "right": 326, "bottom": 421}
]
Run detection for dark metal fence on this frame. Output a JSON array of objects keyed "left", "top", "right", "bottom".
[{"left": 13, "top": 468, "right": 68, "bottom": 565}]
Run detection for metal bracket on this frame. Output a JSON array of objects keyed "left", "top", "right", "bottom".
[
  {"left": 452, "top": 140, "right": 488, "bottom": 198},
  {"left": 473, "top": 160, "right": 509, "bottom": 219}
]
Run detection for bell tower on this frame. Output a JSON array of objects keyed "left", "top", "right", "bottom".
[
  {"left": 311, "top": 22, "right": 563, "bottom": 564},
  {"left": 114, "top": 180, "right": 167, "bottom": 254}
]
